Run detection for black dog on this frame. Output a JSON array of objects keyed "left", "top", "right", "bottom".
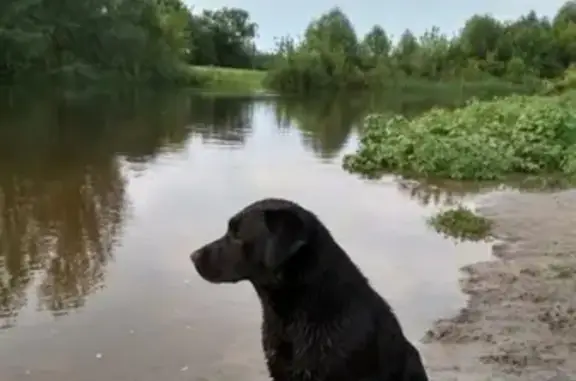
[{"left": 190, "top": 198, "right": 429, "bottom": 381}]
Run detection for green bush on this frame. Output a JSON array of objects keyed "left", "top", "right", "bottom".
[{"left": 343, "top": 93, "right": 576, "bottom": 180}]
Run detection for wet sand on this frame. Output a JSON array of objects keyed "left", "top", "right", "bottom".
[{"left": 423, "top": 189, "right": 576, "bottom": 381}]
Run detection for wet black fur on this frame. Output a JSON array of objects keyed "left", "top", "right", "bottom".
[{"left": 190, "top": 198, "right": 429, "bottom": 381}]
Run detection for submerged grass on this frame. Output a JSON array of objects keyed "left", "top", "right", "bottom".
[
  {"left": 428, "top": 206, "right": 493, "bottom": 242},
  {"left": 343, "top": 91, "right": 576, "bottom": 180}
]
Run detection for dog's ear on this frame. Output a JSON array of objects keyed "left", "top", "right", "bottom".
[{"left": 262, "top": 208, "right": 307, "bottom": 269}]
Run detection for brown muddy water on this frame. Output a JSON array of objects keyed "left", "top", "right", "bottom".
[{"left": 0, "top": 90, "right": 492, "bottom": 381}]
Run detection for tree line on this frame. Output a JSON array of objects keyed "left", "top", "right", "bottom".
[
  {"left": 265, "top": 2, "right": 576, "bottom": 93},
  {"left": 2, "top": 0, "right": 575, "bottom": 89},
  {"left": 0, "top": 0, "right": 265, "bottom": 84}
]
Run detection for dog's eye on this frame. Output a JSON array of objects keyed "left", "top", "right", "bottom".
[{"left": 228, "top": 219, "right": 241, "bottom": 240}]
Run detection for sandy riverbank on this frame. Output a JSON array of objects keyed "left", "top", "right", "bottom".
[{"left": 422, "top": 189, "right": 576, "bottom": 381}]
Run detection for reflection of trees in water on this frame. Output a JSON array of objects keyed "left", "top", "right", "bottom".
[
  {"left": 0, "top": 159, "right": 124, "bottom": 323},
  {"left": 273, "top": 94, "right": 363, "bottom": 159},
  {"left": 59, "top": 90, "right": 194, "bottom": 164},
  {"left": 188, "top": 94, "right": 255, "bottom": 146},
  {"left": 37, "top": 163, "right": 124, "bottom": 314},
  {"left": 114, "top": 91, "right": 193, "bottom": 163},
  {"left": 0, "top": 89, "right": 193, "bottom": 328},
  {"left": 396, "top": 179, "right": 483, "bottom": 207}
]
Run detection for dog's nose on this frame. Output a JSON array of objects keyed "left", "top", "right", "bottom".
[{"left": 190, "top": 250, "right": 201, "bottom": 263}]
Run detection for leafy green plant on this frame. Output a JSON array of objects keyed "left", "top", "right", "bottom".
[
  {"left": 428, "top": 206, "right": 493, "bottom": 242},
  {"left": 343, "top": 92, "right": 576, "bottom": 180}
]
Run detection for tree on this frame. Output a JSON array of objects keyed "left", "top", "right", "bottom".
[
  {"left": 188, "top": 7, "right": 257, "bottom": 68},
  {"left": 553, "top": 1, "right": 576, "bottom": 67},
  {"left": 359, "top": 25, "right": 391, "bottom": 69},
  {"left": 392, "top": 29, "right": 420, "bottom": 76}
]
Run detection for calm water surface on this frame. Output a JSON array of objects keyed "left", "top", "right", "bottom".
[{"left": 0, "top": 91, "right": 491, "bottom": 381}]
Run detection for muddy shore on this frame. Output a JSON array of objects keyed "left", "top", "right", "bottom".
[{"left": 422, "top": 189, "right": 576, "bottom": 381}]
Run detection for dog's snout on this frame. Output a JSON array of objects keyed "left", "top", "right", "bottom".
[{"left": 190, "top": 250, "right": 202, "bottom": 263}]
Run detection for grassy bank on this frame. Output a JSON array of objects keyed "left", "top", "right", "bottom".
[
  {"left": 343, "top": 90, "right": 576, "bottom": 181},
  {"left": 190, "top": 66, "right": 267, "bottom": 93},
  {"left": 191, "top": 66, "right": 537, "bottom": 98}
]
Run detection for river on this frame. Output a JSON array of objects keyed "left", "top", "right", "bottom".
[{"left": 0, "top": 90, "right": 492, "bottom": 381}]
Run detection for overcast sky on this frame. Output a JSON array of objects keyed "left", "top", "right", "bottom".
[{"left": 184, "top": 0, "right": 567, "bottom": 51}]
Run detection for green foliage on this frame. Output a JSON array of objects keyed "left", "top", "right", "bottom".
[
  {"left": 0, "top": 1, "right": 265, "bottom": 85},
  {"left": 0, "top": 0, "right": 193, "bottom": 84},
  {"left": 428, "top": 206, "right": 493, "bottom": 242},
  {"left": 263, "top": 8, "right": 365, "bottom": 93},
  {"left": 5, "top": 0, "right": 575, "bottom": 90},
  {"left": 343, "top": 92, "right": 576, "bottom": 180},
  {"left": 266, "top": 2, "right": 576, "bottom": 94},
  {"left": 188, "top": 7, "right": 259, "bottom": 69}
]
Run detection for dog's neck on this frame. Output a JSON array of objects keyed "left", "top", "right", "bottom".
[{"left": 252, "top": 231, "right": 366, "bottom": 320}]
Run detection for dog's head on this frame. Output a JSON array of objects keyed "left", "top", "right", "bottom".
[{"left": 190, "top": 198, "right": 315, "bottom": 284}]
